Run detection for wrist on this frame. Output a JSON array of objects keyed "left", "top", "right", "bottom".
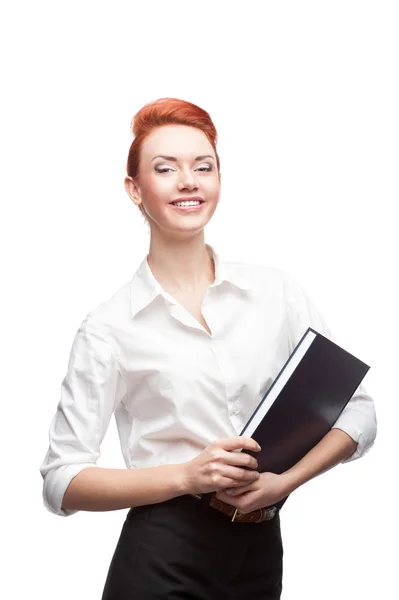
[
  {"left": 280, "top": 469, "right": 303, "bottom": 495},
  {"left": 174, "top": 462, "right": 191, "bottom": 496}
]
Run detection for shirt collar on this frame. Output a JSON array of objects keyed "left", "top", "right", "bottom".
[{"left": 130, "top": 243, "right": 254, "bottom": 320}]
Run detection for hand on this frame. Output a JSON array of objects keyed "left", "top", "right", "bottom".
[
  {"left": 181, "top": 436, "right": 261, "bottom": 495},
  {"left": 215, "top": 472, "right": 290, "bottom": 515}
]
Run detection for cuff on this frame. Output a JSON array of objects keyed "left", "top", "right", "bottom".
[
  {"left": 42, "top": 463, "right": 98, "bottom": 517},
  {"left": 332, "top": 407, "right": 377, "bottom": 464}
]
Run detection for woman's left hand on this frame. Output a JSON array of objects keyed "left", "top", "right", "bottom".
[{"left": 215, "top": 471, "right": 291, "bottom": 514}]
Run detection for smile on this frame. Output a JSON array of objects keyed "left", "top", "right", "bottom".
[
  {"left": 172, "top": 200, "right": 202, "bottom": 207},
  {"left": 170, "top": 201, "right": 204, "bottom": 212}
]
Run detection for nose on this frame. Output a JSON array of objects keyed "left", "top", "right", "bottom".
[{"left": 177, "top": 168, "right": 199, "bottom": 192}]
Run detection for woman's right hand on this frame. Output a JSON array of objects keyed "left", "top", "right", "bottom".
[{"left": 181, "top": 437, "right": 261, "bottom": 496}]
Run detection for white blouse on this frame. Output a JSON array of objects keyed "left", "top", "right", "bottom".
[{"left": 39, "top": 243, "right": 377, "bottom": 517}]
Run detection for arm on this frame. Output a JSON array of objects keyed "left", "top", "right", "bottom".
[
  {"left": 62, "top": 463, "right": 188, "bottom": 512},
  {"left": 281, "top": 428, "right": 357, "bottom": 494},
  {"left": 285, "top": 274, "right": 377, "bottom": 463},
  {"left": 40, "top": 318, "right": 197, "bottom": 515},
  {"left": 62, "top": 436, "right": 262, "bottom": 512},
  {"left": 40, "top": 317, "right": 132, "bottom": 517},
  {"left": 276, "top": 277, "right": 377, "bottom": 497}
]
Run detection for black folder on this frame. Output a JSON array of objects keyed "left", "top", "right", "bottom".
[{"left": 239, "top": 327, "right": 370, "bottom": 509}]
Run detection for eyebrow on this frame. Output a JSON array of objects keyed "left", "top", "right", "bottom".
[{"left": 151, "top": 154, "right": 215, "bottom": 163}]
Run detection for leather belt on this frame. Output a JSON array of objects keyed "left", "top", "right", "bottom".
[{"left": 190, "top": 493, "right": 278, "bottom": 523}]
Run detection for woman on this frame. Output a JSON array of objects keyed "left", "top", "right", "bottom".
[{"left": 40, "top": 97, "right": 377, "bottom": 599}]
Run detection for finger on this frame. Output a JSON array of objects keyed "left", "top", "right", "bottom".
[
  {"left": 220, "top": 465, "right": 260, "bottom": 485},
  {"left": 225, "top": 483, "right": 253, "bottom": 496},
  {"left": 216, "top": 488, "right": 250, "bottom": 505},
  {"left": 215, "top": 437, "right": 261, "bottom": 453},
  {"left": 223, "top": 450, "right": 259, "bottom": 470},
  {"left": 225, "top": 473, "right": 262, "bottom": 494}
]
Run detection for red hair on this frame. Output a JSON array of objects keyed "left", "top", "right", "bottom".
[{"left": 126, "top": 97, "right": 220, "bottom": 179}]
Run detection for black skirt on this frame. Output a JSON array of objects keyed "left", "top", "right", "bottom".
[{"left": 101, "top": 493, "right": 283, "bottom": 600}]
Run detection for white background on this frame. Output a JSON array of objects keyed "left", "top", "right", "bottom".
[{"left": 2, "top": 1, "right": 398, "bottom": 598}]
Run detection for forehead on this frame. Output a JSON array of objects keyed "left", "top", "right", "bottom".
[{"left": 141, "top": 124, "right": 214, "bottom": 160}]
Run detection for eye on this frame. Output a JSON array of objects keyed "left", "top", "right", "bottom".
[
  {"left": 196, "top": 164, "right": 213, "bottom": 172},
  {"left": 154, "top": 165, "right": 175, "bottom": 173}
]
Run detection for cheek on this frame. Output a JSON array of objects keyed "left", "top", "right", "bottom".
[
  {"left": 205, "top": 178, "right": 221, "bottom": 199},
  {"left": 144, "top": 176, "right": 173, "bottom": 204}
]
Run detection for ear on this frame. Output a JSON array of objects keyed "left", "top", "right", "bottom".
[{"left": 124, "top": 176, "right": 142, "bottom": 208}]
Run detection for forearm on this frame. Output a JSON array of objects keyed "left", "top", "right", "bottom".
[
  {"left": 62, "top": 464, "right": 188, "bottom": 512},
  {"left": 281, "top": 428, "right": 358, "bottom": 494}
]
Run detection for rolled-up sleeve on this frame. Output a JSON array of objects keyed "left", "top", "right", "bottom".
[
  {"left": 39, "top": 317, "right": 127, "bottom": 517},
  {"left": 284, "top": 274, "right": 377, "bottom": 463}
]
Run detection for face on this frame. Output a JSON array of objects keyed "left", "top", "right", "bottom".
[{"left": 125, "top": 124, "right": 221, "bottom": 235}]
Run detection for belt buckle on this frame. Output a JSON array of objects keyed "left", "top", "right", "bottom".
[
  {"left": 231, "top": 506, "right": 277, "bottom": 522},
  {"left": 263, "top": 506, "right": 278, "bottom": 521}
]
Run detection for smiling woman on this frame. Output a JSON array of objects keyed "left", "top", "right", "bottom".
[
  {"left": 124, "top": 110, "right": 221, "bottom": 232},
  {"left": 39, "top": 97, "right": 376, "bottom": 600}
]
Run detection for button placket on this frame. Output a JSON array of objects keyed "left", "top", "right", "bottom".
[{"left": 210, "top": 339, "right": 242, "bottom": 430}]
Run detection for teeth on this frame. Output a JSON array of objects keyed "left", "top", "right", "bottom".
[{"left": 173, "top": 200, "right": 201, "bottom": 207}]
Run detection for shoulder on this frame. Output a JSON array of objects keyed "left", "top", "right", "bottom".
[{"left": 78, "top": 279, "right": 132, "bottom": 343}]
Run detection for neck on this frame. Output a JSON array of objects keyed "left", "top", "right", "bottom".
[{"left": 146, "top": 232, "right": 215, "bottom": 294}]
